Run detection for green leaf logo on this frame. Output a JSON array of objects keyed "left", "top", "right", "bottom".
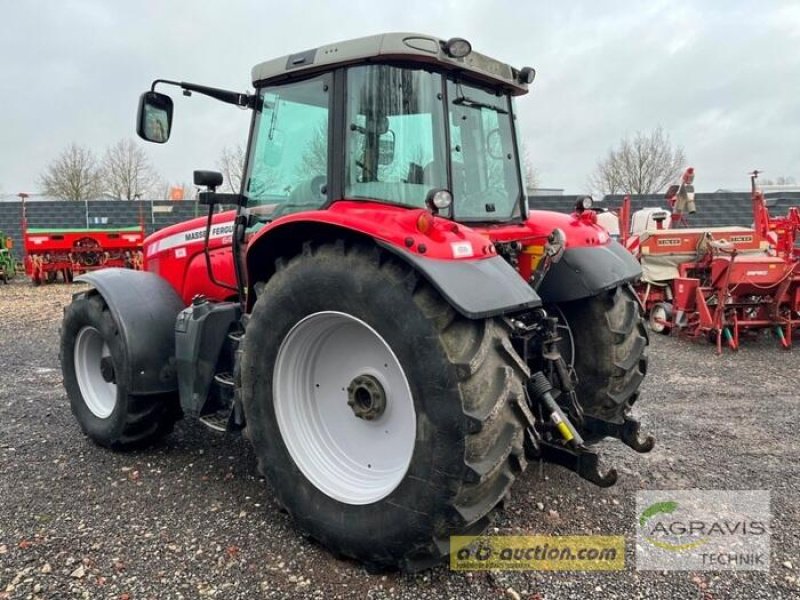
[
  {"left": 639, "top": 501, "right": 678, "bottom": 527},
  {"left": 639, "top": 500, "right": 707, "bottom": 552}
]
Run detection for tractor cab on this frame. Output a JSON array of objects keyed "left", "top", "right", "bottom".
[{"left": 139, "top": 33, "right": 535, "bottom": 226}]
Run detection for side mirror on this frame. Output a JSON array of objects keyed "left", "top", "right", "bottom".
[{"left": 137, "top": 91, "right": 174, "bottom": 143}]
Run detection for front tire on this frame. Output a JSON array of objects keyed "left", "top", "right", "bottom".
[
  {"left": 241, "top": 242, "right": 531, "bottom": 571},
  {"left": 60, "top": 293, "right": 180, "bottom": 449}
]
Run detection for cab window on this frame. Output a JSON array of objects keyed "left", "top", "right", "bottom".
[{"left": 246, "top": 75, "right": 330, "bottom": 218}]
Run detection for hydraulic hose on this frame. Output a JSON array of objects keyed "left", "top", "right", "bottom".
[{"left": 528, "top": 371, "right": 584, "bottom": 448}]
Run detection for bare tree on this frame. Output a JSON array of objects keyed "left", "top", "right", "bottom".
[
  {"left": 761, "top": 175, "right": 797, "bottom": 186},
  {"left": 297, "top": 120, "right": 328, "bottom": 179},
  {"left": 101, "top": 139, "right": 159, "bottom": 200},
  {"left": 217, "top": 144, "right": 247, "bottom": 193},
  {"left": 39, "top": 143, "right": 103, "bottom": 201},
  {"left": 589, "top": 127, "right": 686, "bottom": 195},
  {"left": 521, "top": 144, "right": 538, "bottom": 190}
]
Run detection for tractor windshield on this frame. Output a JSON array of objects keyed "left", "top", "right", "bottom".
[{"left": 344, "top": 64, "right": 523, "bottom": 221}]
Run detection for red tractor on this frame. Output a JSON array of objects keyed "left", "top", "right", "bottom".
[{"left": 59, "top": 33, "right": 651, "bottom": 571}]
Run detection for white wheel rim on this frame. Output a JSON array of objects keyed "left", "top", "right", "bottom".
[
  {"left": 74, "top": 326, "right": 117, "bottom": 418},
  {"left": 650, "top": 305, "right": 667, "bottom": 333},
  {"left": 273, "top": 311, "right": 416, "bottom": 505}
]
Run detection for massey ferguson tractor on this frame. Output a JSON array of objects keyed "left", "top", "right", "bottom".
[{"left": 59, "top": 33, "right": 651, "bottom": 571}]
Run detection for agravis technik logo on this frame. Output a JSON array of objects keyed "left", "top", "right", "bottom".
[{"left": 636, "top": 490, "right": 770, "bottom": 571}]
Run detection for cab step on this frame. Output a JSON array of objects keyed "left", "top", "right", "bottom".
[
  {"left": 214, "top": 372, "right": 235, "bottom": 389},
  {"left": 199, "top": 410, "right": 230, "bottom": 432}
]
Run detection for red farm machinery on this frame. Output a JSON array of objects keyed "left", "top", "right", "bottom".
[
  {"left": 58, "top": 33, "right": 654, "bottom": 571},
  {"left": 613, "top": 169, "right": 800, "bottom": 352},
  {"left": 23, "top": 225, "right": 145, "bottom": 284}
]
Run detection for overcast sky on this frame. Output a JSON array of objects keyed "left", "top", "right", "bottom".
[{"left": 1, "top": 0, "right": 798, "bottom": 198}]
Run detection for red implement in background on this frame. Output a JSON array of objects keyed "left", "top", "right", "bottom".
[
  {"left": 24, "top": 226, "right": 145, "bottom": 285},
  {"left": 618, "top": 170, "right": 800, "bottom": 352}
]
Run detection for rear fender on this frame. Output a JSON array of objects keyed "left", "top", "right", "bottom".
[
  {"left": 74, "top": 268, "right": 185, "bottom": 394},
  {"left": 537, "top": 241, "right": 642, "bottom": 303},
  {"left": 245, "top": 211, "right": 541, "bottom": 319}
]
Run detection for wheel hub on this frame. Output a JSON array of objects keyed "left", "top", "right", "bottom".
[
  {"left": 100, "top": 356, "right": 116, "bottom": 383},
  {"left": 74, "top": 326, "right": 117, "bottom": 419},
  {"left": 347, "top": 374, "right": 386, "bottom": 420}
]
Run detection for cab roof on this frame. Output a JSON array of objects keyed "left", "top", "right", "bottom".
[{"left": 251, "top": 32, "right": 531, "bottom": 96}]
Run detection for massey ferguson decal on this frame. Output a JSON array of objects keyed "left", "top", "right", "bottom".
[{"left": 147, "top": 222, "right": 235, "bottom": 256}]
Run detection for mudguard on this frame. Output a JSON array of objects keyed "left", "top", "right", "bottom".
[
  {"left": 384, "top": 245, "right": 542, "bottom": 318},
  {"left": 537, "top": 241, "right": 642, "bottom": 303},
  {"left": 75, "top": 268, "right": 185, "bottom": 394},
  {"left": 245, "top": 209, "right": 542, "bottom": 320}
]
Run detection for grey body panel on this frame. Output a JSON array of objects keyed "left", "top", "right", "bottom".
[
  {"left": 383, "top": 245, "right": 542, "bottom": 318},
  {"left": 251, "top": 32, "right": 529, "bottom": 96},
  {"left": 537, "top": 242, "right": 642, "bottom": 303},
  {"left": 174, "top": 301, "right": 239, "bottom": 416},
  {"left": 75, "top": 268, "right": 185, "bottom": 394}
]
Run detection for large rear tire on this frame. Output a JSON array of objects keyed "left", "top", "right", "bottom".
[
  {"left": 240, "top": 241, "right": 531, "bottom": 571},
  {"left": 556, "top": 285, "right": 648, "bottom": 429},
  {"left": 60, "top": 292, "right": 180, "bottom": 449}
]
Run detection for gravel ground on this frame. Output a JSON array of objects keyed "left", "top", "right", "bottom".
[{"left": 1, "top": 278, "right": 798, "bottom": 599}]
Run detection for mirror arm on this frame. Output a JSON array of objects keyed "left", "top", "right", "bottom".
[{"left": 150, "top": 79, "right": 259, "bottom": 109}]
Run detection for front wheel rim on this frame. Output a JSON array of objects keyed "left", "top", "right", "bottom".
[
  {"left": 273, "top": 311, "right": 416, "bottom": 505},
  {"left": 74, "top": 326, "right": 117, "bottom": 418}
]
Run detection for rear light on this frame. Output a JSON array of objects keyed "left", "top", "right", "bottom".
[{"left": 416, "top": 211, "right": 434, "bottom": 235}]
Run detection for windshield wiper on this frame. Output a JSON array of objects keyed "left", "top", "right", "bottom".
[{"left": 452, "top": 96, "right": 508, "bottom": 114}]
